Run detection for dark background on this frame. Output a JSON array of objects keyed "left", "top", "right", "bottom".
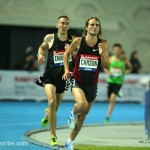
[{"left": 0, "top": 25, "right": 82, "bottom": 70}]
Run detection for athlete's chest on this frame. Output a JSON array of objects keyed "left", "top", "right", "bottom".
[
  {"left": 77, "top": 47, "right": 100, "bottom": 72},
  {"left": 111, "top": 59, "right": 124, "bottom": 68}
]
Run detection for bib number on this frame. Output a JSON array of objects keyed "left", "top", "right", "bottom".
[
  {"left": 79, "top": 54, "right": 99, "bottom": 72},
  {"left": 53, "top": 50, "right": 72, "bottom": 66},
  {"left": 110, "top": 68, "right": 122, "bottom": 77}
]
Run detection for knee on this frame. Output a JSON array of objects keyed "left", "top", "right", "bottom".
[
  {"left": 48, "top": 98, "right": 56, "bottom": 109},
  {"left": 78, "top": 113, "right": 87, "bottom": 121},
  {"left": 78, "top": 101, "right": 87, "bottom": 112}
]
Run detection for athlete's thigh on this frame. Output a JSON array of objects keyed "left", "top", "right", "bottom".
[
  {"left": 44, "top": 84, "right": 56, "bottom": 100},
  {"left": 72, "top": 87, "right": 87, "bottom": 104}
]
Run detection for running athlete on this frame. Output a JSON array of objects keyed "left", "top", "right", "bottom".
[
  {"left": 104, "top": 43, "right": 132, "bottom": 123},
  {"left": 62, "top": 17, "right": 110, "bottom": 150},
  {"left": 36, "top": 16, "right": 74, "bottom": 147}
]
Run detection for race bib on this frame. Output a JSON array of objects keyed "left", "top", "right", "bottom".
[
  {"left": 79, "top": 54, "right": 99, "bottom": 72},
  {"left": 110, "top": 68, "right": 122, "bottom": 77},
  {"left": 53, "top": 50, "right": 72, "bottom": 66}
]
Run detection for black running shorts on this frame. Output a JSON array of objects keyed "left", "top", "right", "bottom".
[
  {"left": 36, "top": 70, "right": 66, "bottom": 94},
  {"left": 71, "top": 78, "right": 97, "bottom": 102},
  {"left": 107, "top": 83, "right": 122, "bottom": 97}
]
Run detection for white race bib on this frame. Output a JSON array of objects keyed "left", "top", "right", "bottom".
[
  {"left": 53, "top": 50, "right": 72, "bottom": 66},
  {"left": 79, "top": 54, "right": 99, "bottom": 72},
  {"left": 110, "top": 68, "right": 122, "bottom": 77}
]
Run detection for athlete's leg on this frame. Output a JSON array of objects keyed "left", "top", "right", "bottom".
[
  {"left": 44, "top": 84, "right": 57, "bottom": 136},
  {"left": 41, "top": 92, "right": 64, "bottom": 127},
  {"left": 106, "top": 93, "right": 117, "bottom": 118},
  {"left": 70, "top": 102, "right": 92, "bottom": 140},
  {"left": 105, "top": 83, "right": 122, "bottom": 123},
  {"left": 71, "top": 88, "right": 88, "bottom": 115},
  {"left": 56, "top": 93, "right": 64, "bottom": 111},
  {"left": 67, "top": 88, "right": 88, "bottom": 129},
  {"left": 105, "top": 83, "right": 117, "bottom": 123},
  {"left": 52, "top": 93, "right": 64, "bottom": 131},
  {"left": 65, "top": 102, "right": 92, "bottom": 150}
]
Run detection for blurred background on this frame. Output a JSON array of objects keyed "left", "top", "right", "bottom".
[
  {"left": 0, "top": 0, "right": 150, "bottom": 149},
  {"left": 0, "top": 0, "right": 150, "bottom": 72}
]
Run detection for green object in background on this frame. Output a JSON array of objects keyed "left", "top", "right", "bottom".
[{"left": 104, "top": 117, "right": 109, "bottom": 124}]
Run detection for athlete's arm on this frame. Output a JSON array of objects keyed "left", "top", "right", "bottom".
[
  {"left": 38, "top": 34, "right": 53, "bottom": 64},
  {"left": 70, "top": 35, "right": 78, "bottom": 55},
  {"left": 72, "top": 35, "right": 76, "bottom": 40},
  {"left": 124, "top": 57, "right": 132, "bottom": 74},
  {"left": 64, "top": 35, "right": 77, "bottom": 54},
  {"left": 104, "top": 57, "right": 111, "bottom": 75},
  {"left": 98, "top": 40, "right": 110, "bottom": 69},
  {"left": 62, "top": 37, "right": 81, "bottom": 80}
]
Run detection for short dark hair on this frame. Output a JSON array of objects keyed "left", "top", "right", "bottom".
[
  {"left": 113, "top": 43, "right": 122, "bottom": 49},
  {"left": 57, "top": 15, "right": 70, "bottom": 21}
]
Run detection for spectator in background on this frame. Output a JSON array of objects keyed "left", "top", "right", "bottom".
[
  {"left": 14, "top": 46, "right": 38, "bottom": 71},
  {"left": 130, "top": 50, "right": 142, "bottom": 74}
]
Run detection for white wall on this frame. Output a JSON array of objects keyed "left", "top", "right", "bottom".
[{"left": 0, "top": 0, "right": 150, "bottom": 72}]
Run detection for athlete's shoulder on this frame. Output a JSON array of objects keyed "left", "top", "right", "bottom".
[
  {"left": 71, "top": 35, "right": 76, "bottom": 39},
  {"left": 72, "top": 37, "right": 82, "bottom": 46},
  {"left": 44, "top": 34, "right": 54, "bottom": 42},
  {"left": 73, "top": 37, "right": 82, "bottom": 42}
]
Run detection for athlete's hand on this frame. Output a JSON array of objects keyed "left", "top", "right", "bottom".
[
  {"left": 38, "top": 54, "right": 45, "bottom": 64},
  {"left": 98, "top": 43, "right": 103, "bottom": 55},
  {"left": 62, "top": 70, "right": 70, "bottom": 80},
  {"left": 98, "top": 42, "right": 108, "bottom": 56},
  {"left": 65, "top": 43, "right": 70, "bottom": 50}
]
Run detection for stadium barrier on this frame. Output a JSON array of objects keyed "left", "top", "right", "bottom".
[{"left": 0, "top": 70, "right": 149, "bottom": 102}]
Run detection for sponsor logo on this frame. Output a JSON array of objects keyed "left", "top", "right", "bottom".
[{"left": 93, "top": 49, "right": 99, "bottom": 51}]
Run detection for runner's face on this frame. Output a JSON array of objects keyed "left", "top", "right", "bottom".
[
  {"left": 113, "top": 46, "right": 122, "bottom": 56},
  {"left": 56, "top": 18, "right": 70, "bottom": 35},
  {"left": 86, "top": 19, "right": 100, "bottom": 36}
]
